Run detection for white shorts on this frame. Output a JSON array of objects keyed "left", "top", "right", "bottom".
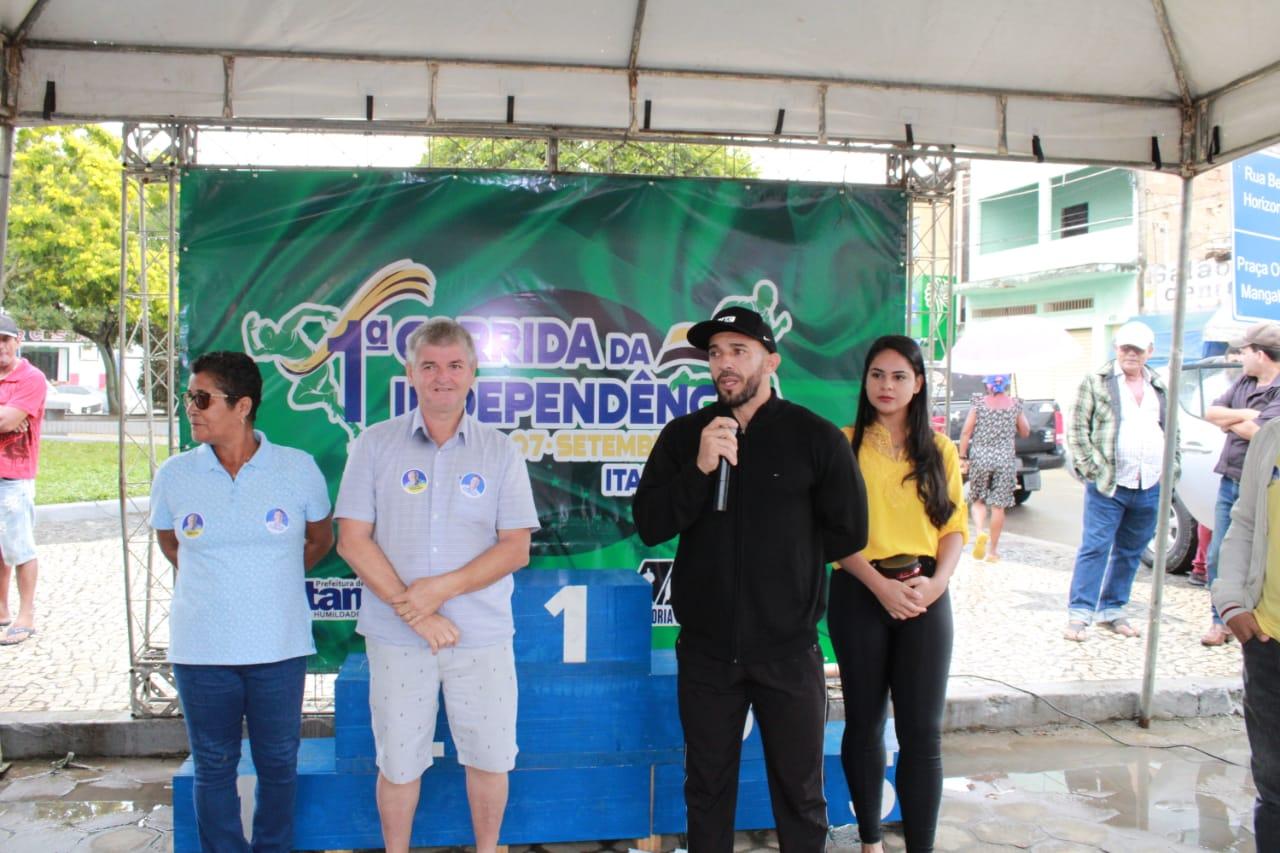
[
  {"left": 364, "top": 638, "right": 518, "bottom": 783},
  {"left": 0, "top": 479, "right": 37, "bottom": 566}
]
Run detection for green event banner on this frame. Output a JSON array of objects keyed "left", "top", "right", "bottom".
[{"left": 179, "top": 168, "right": 907, "bottom": 670}]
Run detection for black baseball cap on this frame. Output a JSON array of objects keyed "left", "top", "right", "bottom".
[
  {"left": 687, "top": 307, "right": 777, "bottom": 354},
  {"left": 0, "top": 314, "right": 19, "bottom": 339}
]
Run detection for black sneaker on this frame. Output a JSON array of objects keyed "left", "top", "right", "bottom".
[{"left": 1188, "top": 572, "right": 1208, "bottom": 587}]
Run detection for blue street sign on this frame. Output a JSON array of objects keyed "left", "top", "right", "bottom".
[{"left": 1233, "top": 149, "right": 1280, "bottom": 322}]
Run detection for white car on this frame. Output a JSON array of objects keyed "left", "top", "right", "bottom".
[
  {"left": 45, "top": 381, "right": 106, "bottom": 415},
  {"left": 1141, "top": 357, "right": 1241, "bottom": 573}
]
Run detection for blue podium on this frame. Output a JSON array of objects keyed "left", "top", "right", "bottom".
[{"left": 173, "top": 569, "right": 899, "bottom": 850}]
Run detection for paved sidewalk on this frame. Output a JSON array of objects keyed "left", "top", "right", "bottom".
[
  {"left": 950, "top": 530, "right": 1241, "bottom": 685},
  {"left": 0, "top": 516, "right": 1243, "bottom": 716},
  {"left": 1, "top": 516, "right": 133, "bottom": 714}
]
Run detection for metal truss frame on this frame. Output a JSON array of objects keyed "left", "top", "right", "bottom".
[
  {"left": 115, "top": 125, "right": 956, "bottom": 717},
  {"left": 891, "top": 148, "right": 957, "bottom": 419},
  {"left": 119, "top": 122, "right": 192, "bottom": 717}
]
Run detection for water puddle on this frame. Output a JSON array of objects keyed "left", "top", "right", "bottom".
[
  {"left": 33, "top": 800, "right": 137, "bottom": 822},
  {"left": 943, "top": 738, "right": 1257, "bottom": 851}
]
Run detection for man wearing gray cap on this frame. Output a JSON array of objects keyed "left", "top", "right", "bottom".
[
  {"left": 1201, "top": 321, "right": 1280, "bottom": 646},
  {"left": 0, "top": 313, "right": 47, "bottom": 645},
  {"left": 1064, "top": 321, "right": 1179, "bottom": 642}
]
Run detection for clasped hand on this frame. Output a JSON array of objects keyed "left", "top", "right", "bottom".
[
  {"left": 391, "top": 576, "right": 449, "bottom": 619},
  {"left": 391, "top": 577, "right": 458, "bottom": 652},
  {"left": 405, "top": 612, "right": 460, "bottom": 653},
  {"left": 874, "top": 575, "right": 946, "bottom": 620}
]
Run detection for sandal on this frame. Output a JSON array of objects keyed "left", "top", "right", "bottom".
[
  {"left": 972, "top": 532, "right": 989, "bottom": 561},
  {"left": 1102, "top": 618, "right": 1140, "bottom": 638},
  {"left": 985, "top": 552, "right": 1001, "bottom": 564},
  {"left": 0, "top": 625, "right": 36, "bottom": 645},
  {"left": 1063, "top": 620, "right": 1088, "bottom": 642}
]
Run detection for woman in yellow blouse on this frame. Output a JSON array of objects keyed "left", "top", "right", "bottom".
[{"left": 830, "top": 335, "right": 967, "bottom": 853}]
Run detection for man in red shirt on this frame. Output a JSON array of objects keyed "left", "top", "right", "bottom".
[{"left": 0, "top": 314, "right": 47, "bottom": 645}]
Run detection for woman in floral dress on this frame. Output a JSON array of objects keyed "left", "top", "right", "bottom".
[{"left": 958, "top": 374, "right": 1029, "bottom": 563}]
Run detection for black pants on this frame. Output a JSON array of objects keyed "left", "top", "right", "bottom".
[
  {"left": 676, "top": 640, "right": 828, "bottom": 853},
  {"left": 827, "top": 569, "right": 953, "bottom": 852},
  {"left": 1244, "top": 636, "right": 1280, "bottom": 849}
]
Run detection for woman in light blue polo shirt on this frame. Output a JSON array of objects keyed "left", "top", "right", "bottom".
[{"left": 150, "top": 351, "right": 334, "bottom": 853}]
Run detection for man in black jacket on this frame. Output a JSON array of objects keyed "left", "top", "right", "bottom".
[{"left": 633, "top": 306, "right": 868, "bottom": 852}]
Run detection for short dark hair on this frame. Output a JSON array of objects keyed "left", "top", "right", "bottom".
[
  {"left": 1254, "top": 344, "right": 1280, "bottom": 364},
  {"left": 190, "top": 351, "right": 263, "bottom": 421}
]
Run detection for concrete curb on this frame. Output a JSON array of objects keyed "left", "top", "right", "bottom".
[
  {"left": 35, "top": 496, "right": 148, "bottom": 524},
  {"left": 0, "top": 711, "right": 190, "bottom": 759},
  {"left": 0, "top": 711, "right": 334, "bottom": 760},
  {"left": 1, "top": 677, "right": 1242, "bottom": 760},
  {"left": 936, "top": 675, "right": 1243, "bottom": 729}
]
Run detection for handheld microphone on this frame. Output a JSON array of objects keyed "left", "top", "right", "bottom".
[
  {"left": 714, "top": 426, "right": 739, "bottom": 512},
  {"left": 715, "top": 456, "right": 731, "bottom": 512}
]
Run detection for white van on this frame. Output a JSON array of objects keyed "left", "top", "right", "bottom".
[{"left": 1141, "top": 356, "right": 1242, "bottom": 573}]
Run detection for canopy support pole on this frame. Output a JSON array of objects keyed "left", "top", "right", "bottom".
[
  {"left": 119, "top": 122, "right": 191, "bottom": 717},
  {"left": 0, "top": 34, "right": 19, "bottom": 303},
  {"left": 892, "top": 149, "right": 957, "bottom": 419},
  {"left": 1139, "top": 173, "right": 1193, "bottom": 726},
  {"left": 0, "top": 122, "right": 14, "bottom": 300}
]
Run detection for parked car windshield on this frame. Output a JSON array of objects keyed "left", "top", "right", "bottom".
[
  {"left": 928, "top": 369, "right": 991, "bottom": 403},
  {"left": 1176, "top": 358, "right": 1242, "bottom": 419}
]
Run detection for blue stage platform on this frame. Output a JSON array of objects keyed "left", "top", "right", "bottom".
[{"left": 174, "top": 569, "right": 899, "bottom": 850}]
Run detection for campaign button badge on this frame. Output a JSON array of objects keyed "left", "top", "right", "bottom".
[
  {"left": 265, "top": 508, "right": 290, "bottom": 533},
  {"left": 459, "top": 472, "right": 486, "bottom": 498},
  {"left": 180, "top": 512, "right": 205, "bottom": 539}
]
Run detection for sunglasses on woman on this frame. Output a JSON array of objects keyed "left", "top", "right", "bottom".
[{"left": 182, "top": 389, "right": 232, "bottom": 410}]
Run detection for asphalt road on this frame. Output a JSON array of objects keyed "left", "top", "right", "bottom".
[{"left": 1000, "top": 467, "right": 1085, "bottom": 547}]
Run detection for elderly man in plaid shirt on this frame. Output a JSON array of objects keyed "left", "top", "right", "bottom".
[{"left": 1063, "top": 321, "right": 1179, "bottom": 642}]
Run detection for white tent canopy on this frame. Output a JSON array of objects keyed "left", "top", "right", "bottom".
[
  {"left": 1, "top": 0, "right": 1278, "bottom": 172},
  {"left": 1, "top": 1, "right": 1268, "bottom": 722}
]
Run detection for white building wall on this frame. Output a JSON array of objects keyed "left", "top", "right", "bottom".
[
  {"left": 970, "top": 226, "right": 1138, "bottom": 282},
  {"left": 966, "top": 160, "right": 1139, "bottom": 283}
]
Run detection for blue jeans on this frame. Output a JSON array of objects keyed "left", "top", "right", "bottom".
[
  {"left": 1206, "top": 476, "right": 1240, "bottom": 626},
  {"left": 1244, "top": 637, "right": 1280, "bottom": 849},
  {"left": 1068, "top": 482, "right": 1161, "bottom": 624},
  {"left": 173, "top": 656, "right": 307, "bottom": 853}
]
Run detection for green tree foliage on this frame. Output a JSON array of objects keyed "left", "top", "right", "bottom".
[
  {"left": 421, "top": 136, "right": 759, "bottom": 178},
  {"left": 4, "top": 125, "right": 170, "bottom": 414}
]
